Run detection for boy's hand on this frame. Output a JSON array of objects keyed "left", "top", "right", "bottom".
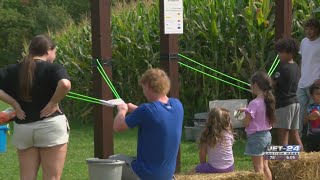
[
  {"left": 127, "top": 103, "right": 138, "bottom": 112},
  {"left": 117, "top": 103, "right": 128, "bottom": 113},
  {"left": 309, "top": 110, "right": 320, "bottom": 120}
]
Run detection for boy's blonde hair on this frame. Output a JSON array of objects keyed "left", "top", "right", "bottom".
[
  {"left": 139, "top": 68, "right": 171, "bottom": 95},
  {"left": 199, "top": 107, "right": 233, "bottom": 148}
]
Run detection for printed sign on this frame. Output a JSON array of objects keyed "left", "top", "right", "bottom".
[{"left": 164, "top": 0, "right": 183, "bottom": 34}]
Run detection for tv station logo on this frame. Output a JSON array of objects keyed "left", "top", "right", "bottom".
[{"left": 264, "top": 145, "right": 300, "bottom": 160}]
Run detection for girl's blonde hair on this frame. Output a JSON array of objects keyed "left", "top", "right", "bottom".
[{"left": 199, "top": 107, "right": 232, "bottom": 148}]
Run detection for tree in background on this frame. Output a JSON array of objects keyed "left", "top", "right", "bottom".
[{"left": 0, "top": 0, "right": 89, "bottom": 66}]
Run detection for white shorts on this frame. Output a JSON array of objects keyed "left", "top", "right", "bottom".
[{"left": 12, "top": 115, "right": 70, "bottom": 150}]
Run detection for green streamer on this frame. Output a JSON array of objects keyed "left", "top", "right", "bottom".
[
  {"left": 269, "top": 58, "right": 280, "bottom": 76},
  {"left": 96, "top": 67, "right": 120, "bottom": 99},
  {"left": 179, "top": 62, "right": 251, "bottom": 92},
  {"left": 178, "top": 54, "right": 250, "bottom": 86},
  {"left": 95, "top": 59, "right": 121, "bottom": 99},
  {"left": 66, "top": 94, "right": 103, "bottom": 105},
  {"left": 68, "top": 91, "right": 101, "bottom": 102},
  {"left": 267, "top": 55, "right": 279, "bottom": 75}
]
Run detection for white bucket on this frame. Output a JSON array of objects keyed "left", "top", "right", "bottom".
[
  {"left": 86, "top": 158, "right": 125, "bottom": 180},
  {"left": 184, "top": 126, "right": 196, "bottom": 141},
  {"left": 194, "top": 122, "right": 205, "bottom": 140}
]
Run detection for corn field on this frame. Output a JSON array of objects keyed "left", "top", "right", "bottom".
[{"left": 50, "top": 0, "right": 320, "bottom": 124}]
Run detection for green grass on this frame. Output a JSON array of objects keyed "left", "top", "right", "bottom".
[
  {"left": 0, "top": 121, "right": 252, "bottom": 179},
  {"left": 0, "top": 100, "right": 251, "bottom": 179}
]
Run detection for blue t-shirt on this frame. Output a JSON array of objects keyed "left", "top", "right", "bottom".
[{"left": 125, "top": 98, "right": 184, "bottom": 180}]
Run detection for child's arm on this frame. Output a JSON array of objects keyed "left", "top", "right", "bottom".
[
  {"left": 243, "top": 113, "right": 252, "bottom": 127},
  {"left": 199, "top": 144, "right": 207, "bottom": 163}
]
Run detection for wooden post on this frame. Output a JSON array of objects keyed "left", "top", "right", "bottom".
[
  {"left": 159, "top": 0, "right": 181, "bottom": 173},
  {"left": 275, "top": 0, "right": 292, "bottom": 39},
  {"left": 90, "top": 0, "right": 114, "bottom": 159}
]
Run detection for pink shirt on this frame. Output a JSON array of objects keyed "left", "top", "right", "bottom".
[
  {"left": 245, "top": 97, "right": 272, "bottom": 135},
  {"left": 207, "top": 130, "right": 234, "bottom": 169}
]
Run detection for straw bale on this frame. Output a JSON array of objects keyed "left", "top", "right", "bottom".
[
  {"left": 175, "top": 171, "right": 264, "bottom": 180},
  {"left": 269, "top": 152, "right": 320, "bottom": 180}
]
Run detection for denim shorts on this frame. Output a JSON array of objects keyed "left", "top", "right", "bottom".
[
  {"left": 245, "top": 130, "right": 271, "bottom": 156},
  {"left": 109, "top": 154, "right": 140, "bottom": 180}
]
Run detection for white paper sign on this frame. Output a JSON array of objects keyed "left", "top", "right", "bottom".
[{"left": 164, "top": 0, "right": 183, "bottom": 34}]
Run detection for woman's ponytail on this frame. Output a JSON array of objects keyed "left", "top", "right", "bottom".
[
  {"left": 18, "top": 34, "right": 55, "bottom": 101},
  {"left": 19, "top": 54, "right": 35, "bottom": 101}
]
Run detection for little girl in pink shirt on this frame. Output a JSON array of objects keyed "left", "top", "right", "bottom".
[
  {"left": 193, "top": 107, "right": 234, "bottom": 173},
  {"left": 238, "top": 71, "right": 275, "bottom": 180}
]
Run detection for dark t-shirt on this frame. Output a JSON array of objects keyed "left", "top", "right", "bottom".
[
  {"left": 273, "top": 62, "right": 299, "bottom": 108},
  {"left": 0, "top": 61, "right": 70, "bottom": 124}
]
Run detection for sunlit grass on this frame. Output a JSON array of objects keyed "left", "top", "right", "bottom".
[{"left": 0, "top": 101, "right": 10, "bottom": 110}]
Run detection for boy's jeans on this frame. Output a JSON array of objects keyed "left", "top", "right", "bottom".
[
  {"left": 297, "top": 87, "right": 312, "bottom": 137},
  {"left": 109, "top": 154, "right": 140, "bottom": 180}
]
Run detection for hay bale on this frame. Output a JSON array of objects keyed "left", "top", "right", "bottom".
[
  {"left": 175, "top": 171, "right": 264, "bottom": 180},
  {"left": 269, "top": 152, "right": 320, "bottom": 180}
]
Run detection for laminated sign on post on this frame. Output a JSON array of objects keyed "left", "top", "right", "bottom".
[{"left": 164, "top": 0, "right": 183, "bottom": 34}]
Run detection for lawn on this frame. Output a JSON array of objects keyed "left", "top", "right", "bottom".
[{"left": 0, "top": 103, "right": 252, "bottom": 179}]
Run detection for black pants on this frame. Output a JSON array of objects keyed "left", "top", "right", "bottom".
[{"left": 306, "top": 133, "right": 320, "bottom": 152}]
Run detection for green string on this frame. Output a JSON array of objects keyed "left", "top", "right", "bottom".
[
  {"left": 95, "top": 59, "right": 121, "bottom": 99},
  {"left": 96, "top": 67, "right": 120, "bottom": 99},
  {"left": 179, "top": 62, "right": 251, "bottom": 92},
  {"left": 66, "top": 94, "right": 103, "bottom": 105},
  {"left": 68, "top": 91, "right": 102, "bottom": 102},
  {"left": 95, "top": 59, "right": 120, "bottom": 98},
  {"left": 178, "top": 53, "right": 250, "bottom": 86},
  {"left": 268, "top": 55, "right": 279, "bottom": 75},
  {"left": 269, "top": 58, "right": 280, "bottom": 76}
]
